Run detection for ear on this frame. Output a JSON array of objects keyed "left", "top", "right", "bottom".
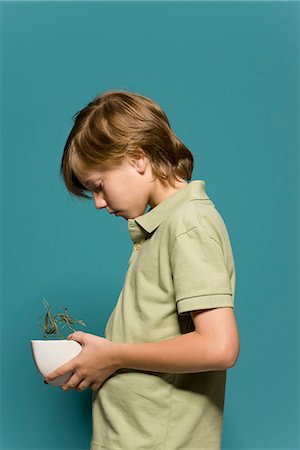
[{"left": 130, "top": 151, "right": 148, "bottom": 174}]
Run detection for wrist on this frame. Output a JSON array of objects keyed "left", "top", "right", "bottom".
[{"left": 110, "top": 342, "right": 125, "bottom": 371}]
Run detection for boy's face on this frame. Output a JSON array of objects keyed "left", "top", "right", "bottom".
[{"left": 74, "top": 154, "right": 153, "bottom": 220}]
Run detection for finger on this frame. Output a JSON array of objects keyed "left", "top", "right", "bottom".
[
  {"left": 76, "top": 379, "right": 92, "bottom": 392},
  {"left": 45, "top": 360, "right": 75, "bottom": 383},
  {"left": 61, "top": 372, "right": 84, "bottom": 391},
  {"left": 68, "top": 331, "right": 87, "bottom": 345},
  {"left": 91, "top": 381, "right": 102, "bottom": 392}
]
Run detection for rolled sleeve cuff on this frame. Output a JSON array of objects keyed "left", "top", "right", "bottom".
[{"left": 177, "top": 293, "right": 234, "bottom": 315}]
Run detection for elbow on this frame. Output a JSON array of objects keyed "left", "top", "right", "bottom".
[
  {"left": 225, "top": 353, "right": 239, "bottom": 369},
  {"left": 222, "top": 340, "right": 240, "bottom": 369}
]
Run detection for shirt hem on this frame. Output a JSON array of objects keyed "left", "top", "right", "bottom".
[{"left": 177, "top": 293, "right": 234, "bottom": 315}]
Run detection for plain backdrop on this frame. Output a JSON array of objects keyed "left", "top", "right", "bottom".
[{"left": 0, "top": 1, "right": 299, "bottom": 449}]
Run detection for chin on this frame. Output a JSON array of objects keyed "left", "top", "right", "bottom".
[{"left": 121, "top": 206, "right": 148, "bottom": 220}]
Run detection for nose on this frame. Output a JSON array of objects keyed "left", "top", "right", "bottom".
[{"left": 92, "top": 192, "right": 108, "bottom": 210}]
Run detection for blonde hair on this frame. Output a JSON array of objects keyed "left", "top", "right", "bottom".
[{"left": 60, "top": 89, "right": 194, "bottom": 198}]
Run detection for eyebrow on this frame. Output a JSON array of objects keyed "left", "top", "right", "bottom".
[{"left": 82, "top": 179, "right": 99, "bottom": 191}]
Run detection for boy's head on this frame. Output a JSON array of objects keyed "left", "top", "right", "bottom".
[{"left": 61, "top": 90, "right": 194, "bottom": 203}]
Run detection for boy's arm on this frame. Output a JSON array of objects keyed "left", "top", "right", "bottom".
[
  {"left": 45, "top": 306, "right": 239, "bottom": 391},
  {"left": 117, "top": 306, "right": 240, "bottom": 373}
]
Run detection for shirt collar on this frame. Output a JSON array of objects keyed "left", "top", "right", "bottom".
[{"left": 127, "top": 180, "right": 210, "bottom": 243}]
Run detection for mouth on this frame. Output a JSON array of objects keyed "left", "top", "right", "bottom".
[{"left": 107, "top": 208, "right": 121, "bottom": 216}]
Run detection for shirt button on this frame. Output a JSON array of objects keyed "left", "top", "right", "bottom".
[{"left": 134, "top": 243, "right": 141, "bottom": 251}]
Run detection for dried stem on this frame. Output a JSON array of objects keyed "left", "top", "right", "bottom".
[{"left": 40, "top": 298, "right": 86, "bottom": 339}]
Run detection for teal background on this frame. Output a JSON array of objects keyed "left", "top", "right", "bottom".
[{"left": 0, "top": 2, "right": 299, "bottom": 449}]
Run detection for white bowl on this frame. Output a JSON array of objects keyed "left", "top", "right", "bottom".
[{"left": 31, "top": 340, "right": 82, "bottom": 386}]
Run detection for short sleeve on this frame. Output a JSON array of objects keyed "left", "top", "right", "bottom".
[{"left": 171, "top": 225, "right": 234, "bottom": 315}]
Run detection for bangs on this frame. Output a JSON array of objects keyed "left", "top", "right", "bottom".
[{"left": 61, "top": 142, "right": 94, "bottom": 200}]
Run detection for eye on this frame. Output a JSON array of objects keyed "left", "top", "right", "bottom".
[{"left": 94, "top": 184, "right": 103, "bottom": 193}]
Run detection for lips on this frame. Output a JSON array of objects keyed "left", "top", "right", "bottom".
[{"left": 107, "top": 208, "right": 120, "bottom": 215}]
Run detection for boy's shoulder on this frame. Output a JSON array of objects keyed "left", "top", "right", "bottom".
[
  {"left": 162, "top": 198, "right": 226, "bottom": 246},
  {"left": 163, "top": 199, "right": 209, "bottom": 236}
]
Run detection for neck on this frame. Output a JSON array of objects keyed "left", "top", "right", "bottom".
[{"left": 148, "top": 178, "right": 188, "bottom": 208}]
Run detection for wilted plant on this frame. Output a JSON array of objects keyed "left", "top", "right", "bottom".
[{"left": 40, "top": 298, "right": 86, "bottom": 339}]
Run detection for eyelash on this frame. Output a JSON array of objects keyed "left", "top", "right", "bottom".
[{"left": 94, "top": 184, "right": 103, "bottom": 193}]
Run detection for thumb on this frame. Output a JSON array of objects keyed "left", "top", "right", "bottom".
[{"left": 68, "top": 331, "right": 86, "bottom": 345}]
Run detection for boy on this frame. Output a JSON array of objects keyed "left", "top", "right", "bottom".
[{"left": 46, "top": 90, "right": 240, "bottom": 450}]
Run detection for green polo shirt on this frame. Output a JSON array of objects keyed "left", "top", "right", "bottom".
[{"left": 91, "top": 180, "right": 236, "bottom": 450}]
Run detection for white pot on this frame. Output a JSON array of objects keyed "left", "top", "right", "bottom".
[{"left": 31, "top": 340, "right": 82, "bottom": 386}]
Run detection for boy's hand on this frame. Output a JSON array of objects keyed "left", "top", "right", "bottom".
[{"left": 44, "top": 332, "right": 120, "bottom": 392}]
